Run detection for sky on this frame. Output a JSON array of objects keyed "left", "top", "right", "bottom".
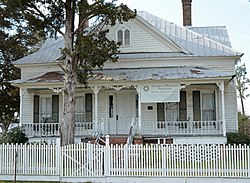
[{"left": 117, "top": 0, "right": 250, "bottom": 115}]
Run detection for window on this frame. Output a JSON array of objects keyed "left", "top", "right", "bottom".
[
  {"left": 109, "top": 95, "right": 114, "bottom": 118},
  {"left": 117, "top": 30, "right": 123, "bottom": 45},
  {"left": 33, "top": 95, "right": 59, "bottom": 123},
  {"left": 40, "top": 97, "right": 52, "bottom": 121},
  {"left": 192, "top": 91, "right": 216, "bottom": 121},
  {"left": 117, "top": 29, "right": 130, "bottom": 46},
  {"left": 202, "top": 92, "right": 216, "bottom": 121},
  {"left": 75, "top": 93, "right": 93, "bottom": 123},
  {"left": 75, "top": 96, "right": 85, "bottom": 123},
  {"left": 157, "top": 91, "right": 187, "bottom": 122},
  {"left": 124, "top": 29, "right": 130, "bottom": 45}
]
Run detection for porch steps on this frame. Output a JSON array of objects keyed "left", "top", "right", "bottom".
[
  {"left": 143, "top": 137, "right": 173, "bottom": 144},
  {"left": 81, "top": 136, "right": 173, "bottom": 145}
]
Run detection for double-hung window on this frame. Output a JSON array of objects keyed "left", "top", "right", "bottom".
[
  {"left": 193, "top": 91, "right": 216, "bottom": 121},
  {"left": 75, "top": 93, "right": 93, "bottom": 123},
  {"left": 33, "top": 95, "right": 59, "bottom": 124},
  {"left": 156, "top": 91, "right": 187, "bottom": 128}
]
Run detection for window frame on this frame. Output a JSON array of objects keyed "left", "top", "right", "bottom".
[
  {"left": 116, "top": 27, "right": 131, "bottom": 46},
  {"left": 156, "top": 91, "right": 187, "bottom": 122},
  {"left": 75, "top": 93, "right": 93, "bottom": 123},
  {"left": 192, "top": 90, "right": 217, "bottom": 122}
]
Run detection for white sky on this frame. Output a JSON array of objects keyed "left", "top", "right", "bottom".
[{"left": 117, "top": 0, "right": 250, "bottom": 115}]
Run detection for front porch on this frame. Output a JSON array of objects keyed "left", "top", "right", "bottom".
[{"left": 16, "top": 67, "right": 234, "bottom": 144}]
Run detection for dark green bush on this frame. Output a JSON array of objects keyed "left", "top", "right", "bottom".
[
  {"left": 227, "top": 132, "right": 250, "bottom": 145},
  {"left": 2, "top": 127, "right": 28, "bottom": 144}
]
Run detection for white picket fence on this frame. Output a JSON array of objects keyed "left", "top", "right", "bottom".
[{"left": 0, "top": 139, "right": 250, "bottom": 182}]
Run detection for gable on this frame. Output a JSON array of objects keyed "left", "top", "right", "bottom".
[{"left": 107, "top": 19, "right": 184, "bottom": 54}]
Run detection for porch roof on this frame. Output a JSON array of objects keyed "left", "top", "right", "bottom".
[
  {"left": 11, "top": 66, "right": 234, "bottom": 85},
  {"left": 91, "top": 67, "right": 234, "bottom": 81}
]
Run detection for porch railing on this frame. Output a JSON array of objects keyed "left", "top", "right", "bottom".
[
  {"left": 22, "top": 120, "right": 104, "bottom": 138},
  {"left": 141, "top": 120, "right": 223, "bottom": 135},
  {"left": 22, "top": 120, "right": 223, "bottom": 138}
]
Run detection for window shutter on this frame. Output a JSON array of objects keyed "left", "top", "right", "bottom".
[
  {"left": 85, "top": 93, "right": 92, "bottom": 122},
  {"left": 179, "top": 91, "right": 187, "bottom": 121},
  {"left": 193, "top": 91, "right": 201, "bottom": 121},
  {"left": 33, "top": 95, "right": 40, "bottom": 123},
  {"left": 157, "top": 103, "right": 165, "bottom": 122},
  {"left": 52, "top": 95, "right": 59, "bottom": 123}
]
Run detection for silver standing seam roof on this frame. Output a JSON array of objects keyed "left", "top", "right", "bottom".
[
  {"left": 137, "top": 11, "right": 242, "bottom": 57},
  {"left": 14, "top": 11, "right": 242, "bottom": 66}
]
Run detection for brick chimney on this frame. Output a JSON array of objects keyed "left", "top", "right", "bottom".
[{"left": 182, "top": 0, "right": 192, "bottom": 26}]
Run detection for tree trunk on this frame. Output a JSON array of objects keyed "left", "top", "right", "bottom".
[
  {"left": 60, "top": 0, "right": 76, "bottom": 146},
  {"left": 240, "top": 95, "right": 245, "bottom": 116}
]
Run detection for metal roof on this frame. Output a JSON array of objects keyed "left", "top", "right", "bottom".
[
  {"left": 14, "top": 11, "right": 242, "bottom": 65},
  {"left": 14, "top": 37, "right": 64, "bottom": 65},
  {"left": 11, "top": 67, "right": 234, "bottom": 85},
  {"left": 137, "top": 11, "right": 242, "bottom": 57},
  {"left": 188, "top": 26, "right": 232, "bottom": 47}
]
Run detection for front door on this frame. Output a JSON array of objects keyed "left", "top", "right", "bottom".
[{"left": 108, "top": 91, "right": 136, "bottom": 135}]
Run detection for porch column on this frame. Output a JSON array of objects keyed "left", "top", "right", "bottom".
[
  {"left": 219, "top": 82, "right": 226, "bottom": 136},
  {"left": 19, "top": 88, "right": 27, "bottom": 126},
  {"left": 136, "top": 85, "right": 142, "bottom": 133},
  {"left": 93, "top": 86, "right": 100, "bottom": 133},
  {"left": 19, "top": 88, "right": 24, "bottom": 126}
]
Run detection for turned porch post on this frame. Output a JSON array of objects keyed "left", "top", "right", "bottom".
[
  {"left": 219, "top": 82, "right": 226, "bottom": 136},
  {"left": 136, "top": 85, "right": 142, "bottom": 133},
  {"left": 93, "top": 86, "right": 100, "bottom": 132}
]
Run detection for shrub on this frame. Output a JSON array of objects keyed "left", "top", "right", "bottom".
[
  {"left": 227, "top": 132, "right": 250, "bottom": 145},
  {"left": 1, "top": 127, "right": 28, "bottom": 144}
]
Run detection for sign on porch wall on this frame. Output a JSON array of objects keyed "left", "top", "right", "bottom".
[{"left": 141, "top": 83, "right": 180, "bottom": 103}]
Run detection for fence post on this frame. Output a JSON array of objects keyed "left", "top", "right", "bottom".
[
  {"left": 56, "top": 138, "right": 61, "bottom": 178},
  {"left": 104, "top": 135, "right": 110, "bottom": 176}
]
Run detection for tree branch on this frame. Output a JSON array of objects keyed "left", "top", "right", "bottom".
[{"left": 26, "top": 2, "right": 65, "bottom": 37}]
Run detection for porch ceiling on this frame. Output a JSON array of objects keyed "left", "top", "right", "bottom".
[{"left": 11, "top": 66, "right": 234, "bottom": 85}]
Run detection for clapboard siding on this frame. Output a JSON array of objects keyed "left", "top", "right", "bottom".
[
  {"left": 97, "top": 91, "right": 106, "bottom": 122},
  {"left": 225, "top": 81, "right": 238, "bottom": 131},
  {"left": 107, "top": 20, "right": 179, "bottom": 53},
  {"left": 20, "top": 64, "right": 61, "bottom": 80},
  {"left": 21, "top": 90, "right": 33, "bottom": 125},
  {"left": 142, "top": 103, "right": 157, "bottom": 129}
]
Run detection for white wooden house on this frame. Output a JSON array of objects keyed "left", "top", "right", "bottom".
[{"left": 12, "top": 10, "right": 242, "bottom": 144}]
